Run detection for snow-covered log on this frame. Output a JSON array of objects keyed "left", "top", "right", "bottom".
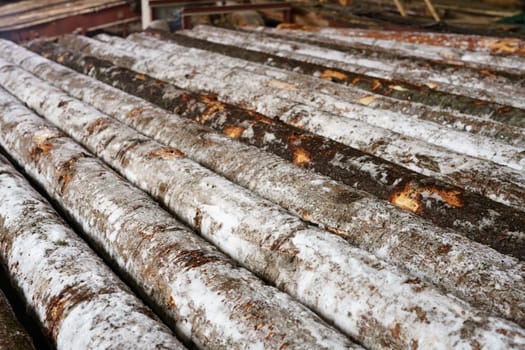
[
  {"left": 0, "top": 155, "right": 184, "bottom": 349},
  {"left": 70, "top": 33, "right": 525, "bottom": 173},
  {"left": 24, "top": 39, "right": 525, "bottom": 260},
  {"left": 203, "top": 26, "right": 525, "bottom": 109},
  {"left": 9, "top": 41, "right": 525, "bottom": 327},
  {"left": 0, "top": 288, "right": 34, "bottom": 350},
  {"left": 163, "top": 28, "right": 525, "bottom": 139},
  {"left": 0, "top": 58, "right": 525, "bottom": 349}
]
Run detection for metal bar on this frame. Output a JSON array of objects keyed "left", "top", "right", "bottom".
[
  {"left": 141, "top": 0, "right": 152, "bottom": 29},
  {"left": 0, "top": 4, "right": 138, "bottom": 42}
]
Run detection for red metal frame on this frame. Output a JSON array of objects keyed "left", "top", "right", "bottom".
[{"left": 0, "top": 4, "right": 139, "bottom": 42}]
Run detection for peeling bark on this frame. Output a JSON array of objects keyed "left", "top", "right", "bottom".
[
  {"left": 181, "top": 26, "right": 525, "bottom": 127},
  {"left": 1, "top": 46, "right": 525, "bottom": 337},
  {"left": 0, "top": 88, "right": 356, "bottom": 350},
  {"left": 0, "top": 87, "right": 524, "bottom": 350},
  {"left": 0, "top": 155, "right": 183, "bottom": 349},
  {"left": 0, "top": 288, "right": 34, "bottom": 350},
  {"left": 24, "top": 39, "right": 525, "bottom": 260},
  {"left": 81, "top": 33, "right": 525, "bottom": 173}
]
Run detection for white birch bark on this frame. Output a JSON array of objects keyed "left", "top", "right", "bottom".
[
  {"left": 0, "top": 89, "right": 355, "bottom": 350},
  {"left": 0, "top": 155, "right": 184, "bottom": 350}
]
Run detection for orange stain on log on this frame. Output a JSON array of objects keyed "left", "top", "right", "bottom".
[
  {"left": 293, "top": 148, "right": 312, "bottom": 167},
  {"left": 30, "top": 143, "right": 53, "bottom": 162},
  {"left": 127, "top": 106, "right": 146, "bottom": 118},
  {"left": 320, "top": 69, "right": 348, "bottom": 81},
  {"left": 149, "top": 147, "right": 185, "bottom": 160},
  {"left": 389, "top": 182, "right": 464, "bottom": 214},
  {"left": 223, "top": 125, "right": 245, "bottom": 139},
  {"left": 371, "top": 80, "right": 382, "bottom": 91}
]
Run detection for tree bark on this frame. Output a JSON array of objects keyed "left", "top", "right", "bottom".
[
  {"left": 0, "top": 76, "right": 525, "bottom": 349},
  {"left": 0, "top": 154, "right": 183, "bottom": 350},
  {"left": 0, "top": 288, "right": 34, "bottom": 350},
  {"left": 88, "top": 32, "right": 525, "bottom": 173},
  {"left": 173, "top": 26, "right": 525, "bottom": 132},
  {"left": 26, "top": 38, "right": 525, "bottom": 260},
  {"left": 1, "top": 46, "right": 525, "bottom": 339},
  {"left": 10, "top": 44, "right": 523, "bottom": 328},
  {"left": 252, "top": 26, "right": 525, "bottom": 74},
  {"left": 280, "top": 26, "right": 525, "bottom": 56},
  {"left": 120, "top": 32, "right": 525, "bottom": 210},
  {"left": 189, "top": 25, "right": 525, "bottom": 109},
  {"left": 0, "top": 88, "right": 356, "bottom": 350}
]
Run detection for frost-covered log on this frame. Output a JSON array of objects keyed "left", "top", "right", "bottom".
[
  {"left": 0, "top": 155, "right": 183, "bottom": 349},
  {"left": 24, "top": 39, "right": 525, "bottom": 259},
  {"left": 174, "top": 27, "right": 525, "bottom": 132},
  {"left": 1, "top": 58, "right": 525, "bottom": 349},
  {"left": 12, "top": 43, "right": 525, "bottom": 329},
  {"left": 181, "top": 25, "right": 525, "bottom": 109},
  {"left": 0, "top": 89, "right": 355, "bottom": 350},
  {"left": 0, "top": 288, "right": 34, "bottom": 350},
  {"left": 72, "top": 33, "right": 525, "bottom": 173},
  {"left": 250, "top": 26, "right": 525, "bottom": 74}
]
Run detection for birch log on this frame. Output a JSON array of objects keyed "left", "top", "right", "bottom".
[
  {"left": 0, "top": 59, "right": 525, "bottom": 349},
  {"left": 233, "top": 26, "right": 525, "bottom": 109},
  {"left": 9, "top": 42, "right": 525, "bottom": 327},
  {"left": 24, "top": 39, "right": 525, "bottom": 259},
  {"left": 0, "top": 89, "right": 356, "bottom": 350},
  {"left": 0, "top": 155, "right": 184, "bottom": 349},
  {"left": 173, "top": 28, "right": 525, "bottom": 134},
  {"left": 0, "top": 288, "right": 34, "bottom": 350},
  {"left": 283, "top": 27, "right": 525, "bottom": 56},
  {"left": 82, "top": 33, "right": 525, "bottom": 173},
  {"left": 250, "top": 26, "right": 525, "bottom": 74},
  {"left": 120, "top": 33, "right": 525, "bottom": 208},
  {"left": 180, "top": 26, "right": 524, "bottom": 127}
]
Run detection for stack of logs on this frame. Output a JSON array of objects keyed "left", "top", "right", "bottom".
[{"left": 0, "top": 24, "right": 524, "bottom": 349}]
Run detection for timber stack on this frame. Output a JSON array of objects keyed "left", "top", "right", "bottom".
[{"left": 0, "top": 23, "right": 523, "bottom": 350}]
